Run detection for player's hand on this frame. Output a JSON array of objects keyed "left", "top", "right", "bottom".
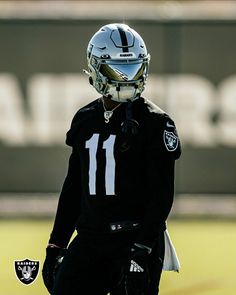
[
  {"left": 124, "top": 243, "right": 152, "bottom": 295},
  {"left": 42, "top": 245, "right": 67, "bottom": 294}
]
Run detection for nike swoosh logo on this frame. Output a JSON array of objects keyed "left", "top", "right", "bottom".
[{"left": 166, "top": 121, "right": 175, "bottom": 128}]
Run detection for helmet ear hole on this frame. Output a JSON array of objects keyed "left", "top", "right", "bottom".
[{"left": 89, "top": 77, "right": 93, "bottom": 85}]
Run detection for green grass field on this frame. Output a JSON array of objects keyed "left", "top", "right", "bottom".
[{"left": 0, "top": 219, "right": 235, "bottom": 295}]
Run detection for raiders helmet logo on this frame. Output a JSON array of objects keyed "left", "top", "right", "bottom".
[
  {"left": 163, "top": 130, "right": 179, "bottom": 152},
  {"left": 14, "top": 259, "right": 40, "bottom": 285}
]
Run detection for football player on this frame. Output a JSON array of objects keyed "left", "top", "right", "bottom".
[{"left": 42, "top": 23, "right": 181, "bottom": 295}]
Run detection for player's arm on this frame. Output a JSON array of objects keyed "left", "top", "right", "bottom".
[
  {"left": 42, "top": 148, "right": 81, "bottom": 294},
  {"left": 135, "top": 149, "right": 175, "bottom": 248},
  {"left": 135, "top": 115, "right": 181, "bottom": 249},
  {"left": 49, "top": 149, "right": 81, "bottom": 248},
  {"left": 48, "top": 109, "right": 83, "bottom": 247}
]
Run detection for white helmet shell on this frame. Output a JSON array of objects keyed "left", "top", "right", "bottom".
[{"left": 86, "top": 23, "right": 150, "bottom": 102}]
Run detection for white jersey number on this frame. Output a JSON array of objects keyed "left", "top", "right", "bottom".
[{"left": 85, "top": 133, "right": 116, "bottom": 195}]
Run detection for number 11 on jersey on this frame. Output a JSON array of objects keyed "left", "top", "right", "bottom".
[{"left": 85, "top": 133, "right": 116, "bottom": 195}]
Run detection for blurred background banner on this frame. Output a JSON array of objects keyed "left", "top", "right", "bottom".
[{"left": 0, "top": 0, "right": 236, "bottom": 199}]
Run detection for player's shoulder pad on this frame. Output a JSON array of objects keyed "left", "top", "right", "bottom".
[
  {"left": 66, "top": 99, "right": 99, "bottom": 146},
  {"left": 143, "top": 98, "right": 166, "bottom": 116},
  {"left": 142, "top": 98, "right": 181, "bottom": 159}
]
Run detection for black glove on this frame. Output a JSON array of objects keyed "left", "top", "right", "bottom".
[
  {"left": 124, "top": 243, "right": 152, "bottom": 295},
  {"left": 42, "top": 246, "right": 67, "bottom": 294}
]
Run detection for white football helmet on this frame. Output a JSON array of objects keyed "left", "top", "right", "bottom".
[{"left": 85, "top": 23, "right": 150, "bottom": 102}]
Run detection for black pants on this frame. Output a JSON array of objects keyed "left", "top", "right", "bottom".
[{"left": 52, "top": 231, "right": 164, "bottom": 295}]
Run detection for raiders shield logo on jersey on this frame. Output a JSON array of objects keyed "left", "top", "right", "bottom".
[
  {"left": 14, "top": 259, "right": 40, "bottom": 285},
  {"left": 164, "top": 130, "right": 179, "bottom": 152}
]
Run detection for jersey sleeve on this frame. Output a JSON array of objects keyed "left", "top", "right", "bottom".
[
  {"left": 146, "top": 113, "right": 181, "bottom": 159},
  {"left": 66, "top": 110, "right": 81, "bottom": 147},
  {"left": 135, "top": 113, "right": 181, "bottom": 248},
  {"left": 49, "top": 149, "right": 82, "bottom": 248},
  {"left": 49, "top": 100, "right": 98, "bottom": 247}
]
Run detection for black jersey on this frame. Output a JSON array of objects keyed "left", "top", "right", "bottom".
[{"left": 49, "top": 97, "right": 181, "bottom": 248}]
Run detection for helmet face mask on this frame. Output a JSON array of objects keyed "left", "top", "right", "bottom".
[{"left": 86, "top": 23, "right": 150, "bottom": 102}]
